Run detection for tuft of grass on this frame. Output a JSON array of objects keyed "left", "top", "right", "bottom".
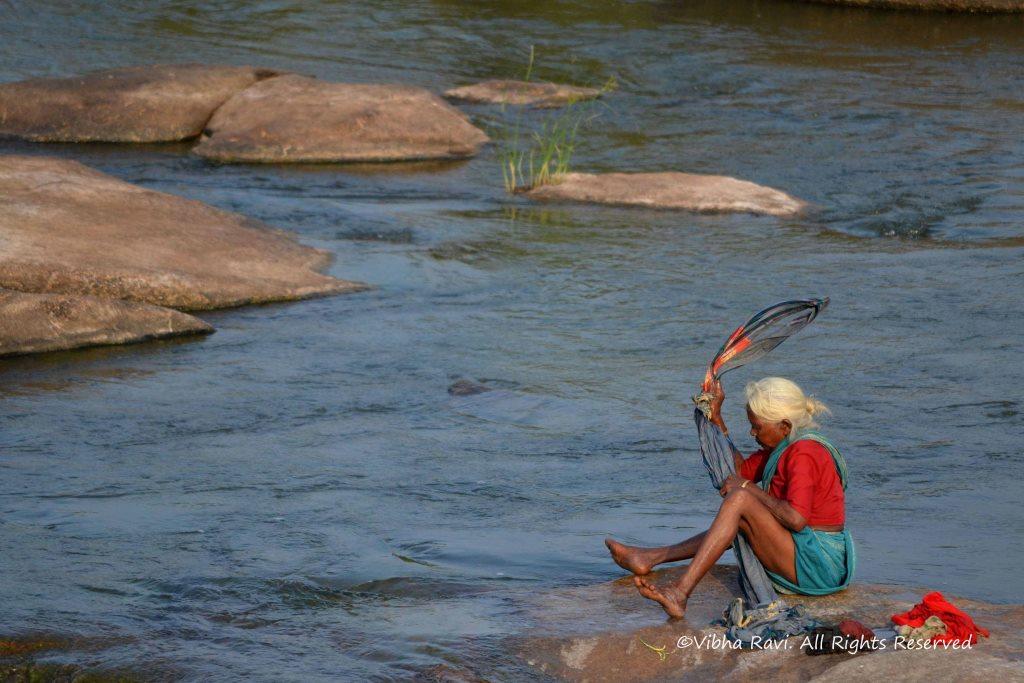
[
  {"left": 523, "top": 111, "right": 583, "bottom": 190},
  {"left": 496, "top": 47, "right": 613, "bottom": 193},
  {"left": 500, "top": 113, "right": 582, "bottom": 193}
]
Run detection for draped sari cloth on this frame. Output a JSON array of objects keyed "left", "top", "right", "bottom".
[
  {"left": 759, "top": 430, "right": 856, "bottom": 596},
  {"left": 694, "top": 406, "right": 780, "bottom": 608},
  {"left": 694, "top": 402, "right": 821, "bottom": 645}
]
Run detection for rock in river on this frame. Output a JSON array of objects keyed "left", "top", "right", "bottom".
[
  {"left": 0, "top": 155, "right": 365, "bottom": 310},
  {"left": 520, "top": 564, "right": 1024, "bottom": 681},
  {"left": 525, "top": 172, "right": 806, "bottom": 217},
  {"left": 0, "top": 64, "right": 280, "bottom": 142},
  {"left": 444, "top": 80, "right": 602, "bottom": 108},
  {"left": 193, "top": 75, "right": 490, "bottom": 163},
  {"left": 0, "top": 289, "right": 212, "bottom": 357}
]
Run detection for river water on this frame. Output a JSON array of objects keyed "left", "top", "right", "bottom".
[{"left": 1, "top": 1, "right": 1022, "bottom": 680}]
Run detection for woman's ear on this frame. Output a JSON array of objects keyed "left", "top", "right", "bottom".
[{"left": 780, "top": 419, "right": 792, "bottom": 436}]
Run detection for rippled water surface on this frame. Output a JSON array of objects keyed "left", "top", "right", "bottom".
[{"left": 1, "top": 1, "right": 1023, "bottom": 680}]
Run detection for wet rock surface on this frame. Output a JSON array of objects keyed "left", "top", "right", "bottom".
[
  {"left": 444, "top": 80, "right": 602, "bottom": 108},
  {"left": 0, "top": 155, "right": 365, "bottom": 311},
  {"left": 0, "top": 661, "right": 143, "bottom": 682},
  {"left": 193, "top": 75, "right": 489, "bottom": 163},
  {"left": 525, "top": 172, "right": 806, "bottom": 217},
  {"left": 801, "top": 0, "right": 1022, "bottom": 10},
  {"left": 519, "top": 564, "right": 1024, "bottom": 681},
  {"left": 0, "top": 289, "right": 212, "bottom": 357},
  {"left": 0, "top": 633, "right": 149, "bottom": 682},
  {"left": 0, "top": 64, "right": 280, "bottom": 143}
]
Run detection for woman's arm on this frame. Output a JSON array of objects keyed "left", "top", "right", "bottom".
[
  {"left": 706, "top": 380, "right": 745, "bottom": 472},
  {"left": 745, "top": 483, "right": 809, "bottom": 532},
  {"left": 720, "top": 473, "right": 808, "bottom": 532}
]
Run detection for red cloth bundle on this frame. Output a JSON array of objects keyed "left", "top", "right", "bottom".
[{"left": 891, "top": 591, "right": 990, "bottom": 645}]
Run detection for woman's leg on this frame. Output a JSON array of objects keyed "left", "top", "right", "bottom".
[
  {"left": 635, "top": 488, "right": 796, "bottom": 619},
  {"left": 604, "top": 532, "right": 708, "bottom": 575}
]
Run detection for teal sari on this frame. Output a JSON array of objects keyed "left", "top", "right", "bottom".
[{"left": 760, "top": 431, "right": 856, "bottom": 596}]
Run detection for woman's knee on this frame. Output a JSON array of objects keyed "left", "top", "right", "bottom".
[{"left": 722, "top": 487, "right": 754, "bottom": 509}]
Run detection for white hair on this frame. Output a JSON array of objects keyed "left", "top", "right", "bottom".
[{"left": 745, "top": 377, "right": 829, "bottom": 431}]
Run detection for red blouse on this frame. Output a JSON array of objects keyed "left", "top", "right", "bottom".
[{"left": 738, "top": 440, "right": 845, "bottom": 527}]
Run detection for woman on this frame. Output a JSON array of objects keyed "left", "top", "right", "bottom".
[{"left": 605, "top": 377, "right": 853, "bottom": 619}]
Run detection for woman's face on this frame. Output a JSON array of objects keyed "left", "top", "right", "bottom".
[{"left": 746, "top": 404, "right": 791, "bottom": 450}]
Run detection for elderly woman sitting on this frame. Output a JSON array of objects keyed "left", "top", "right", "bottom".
[{"left": 606, "top": 377, "right": 853, "bottom": 619}]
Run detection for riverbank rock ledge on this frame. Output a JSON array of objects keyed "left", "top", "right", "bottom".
[
  {"left": 521, "top": 564, "right": 1024, "bottom": 681},
  {"left": 526, "top": 172, "right": 806, "bottom": 216},
  {"left": 0, "top": 64, "right": 281, "bottom": 142},
  {"left": 444, "top": 80, "right": 602, "bottom": 108},
  {"left": 193, "top": 75, "right": 490, "bottom": 163},
  {"left": 0, "top": 155, "right": 365, "bottom": 310},
  {"left": 0, "top": 289, "right": 212, "bottom": 357}
]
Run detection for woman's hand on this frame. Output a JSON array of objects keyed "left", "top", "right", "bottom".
[
  {"left": 708, "top": 379, "right": 725, "bottom": 419},
  {"left": 720, "top": 473, "right": 749, "bottom": 497},
  {"left": 706, "top": 378, "right": 727, "bottom": 433}
]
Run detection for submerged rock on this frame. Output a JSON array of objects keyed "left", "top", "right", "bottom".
[
  {"left": 525, "top": 172, "right": 806, "bottom": 217},
  {"left": 0, "top": 64, "right": 280, "bottom": 143},
  {"left": 0, "top": 289, "right": 212, "bottom": 357},
  {"left": 193, "top": 75, "right": 490, "bottom": 163},
  {"left": 414, "top": 663, "right": 490, "bottom": 682},
  {"left": 0, "top": 155, "right": 365, "bottom": 310},
  {"left": 0, "top": 631, "right": 151, "bottom": 680},
  {"left": 520, "top": 564, "right": 1024, "bottom": 681},
  {"left": 447, "top": 379, "right": 493, "bottom": 396},
  {"left": 444, "top": 80, "right": 602, "bottom": 108},
  {"left": 0, "top": 634, "right": 70, "bottom": 657}
]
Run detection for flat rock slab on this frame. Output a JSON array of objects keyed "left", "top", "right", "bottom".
[
  {"left": 0, "top": 155, "right": 365, "bottom": 310},
  {"left": 0, "top": 289, "right": 211, "bottom": 357},
  {"left": 193, "top": 75, "right": 490, "bottom": 163},
  {"left": 526, "top": 172, "right": 806, "bottom": 216},
  {"left": 444, "top": 80, "right": 602, "bottom": 108},
  {"left": 0, "top": 64, "right": 280, "bottom": 142},
  {"left": 520, "top": 564, "right": 1024, "bottom": 682}
]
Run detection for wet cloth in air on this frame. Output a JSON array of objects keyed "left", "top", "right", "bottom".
[{"left": 692, "top": 299, "right": 834, "bottom": 643}]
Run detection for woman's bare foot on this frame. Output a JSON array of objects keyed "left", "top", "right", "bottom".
[
  {"left": 633, "top": 575, "right": 688, "bottom": 619},
  {"left": 605, "top": 538, "right": 657, "bottom": 576}
]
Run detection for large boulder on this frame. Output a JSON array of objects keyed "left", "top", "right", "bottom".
[
  {"left": 0, "top": 64, "right": 281, "bottom": 143},
  {"left": 526, "top": 172, "right": 806, "bottom": 217},
  {"left": 192, "top": 75, "right": 490, "bottom": 163},
  {"left": 0, "top": 289, "right": 212, "bottom": 357},
  {"left": 520, "top": 564, "right": 1024, "bottom": 681},
  {"left": 0, "top": 155, "right": 364, "bottom": 310},
  {"left": 444, "top": 80, "right": 602, "bottom": 108}
]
